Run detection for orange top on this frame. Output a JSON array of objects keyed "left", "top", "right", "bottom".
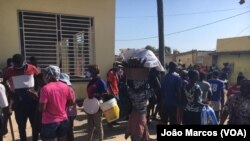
[{"left": 107, "top": 69, "right": 119, "bottom": 95}]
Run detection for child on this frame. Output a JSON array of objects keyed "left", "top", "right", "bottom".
[{"left": 60, "top": 73, "right": 77, "bottom": 141}]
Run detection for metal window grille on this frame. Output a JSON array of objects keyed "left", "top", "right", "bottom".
[{"left": 18, "top": 11, "right": 94, "bottom": 82}]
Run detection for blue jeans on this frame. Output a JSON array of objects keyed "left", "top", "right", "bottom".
[{"left": 40, "top": 120, "right": 68, "bottom": 140}]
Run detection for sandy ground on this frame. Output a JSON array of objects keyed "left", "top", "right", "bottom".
[{"left": 4, "top": 108, "right": 157, "bottom": 141}]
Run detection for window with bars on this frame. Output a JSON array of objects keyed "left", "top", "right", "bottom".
[
  {"left": 196, "top": 56, "right": 204, "bottom": 64},
  {"left": 18, "top": 11, "right": 94, "bottom": 82}
]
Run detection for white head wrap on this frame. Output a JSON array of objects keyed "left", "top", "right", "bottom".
[{"left": 45, "top": 65, "right": 61, "bottom": 81}]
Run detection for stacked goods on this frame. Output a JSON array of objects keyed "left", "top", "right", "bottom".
[{"left": 121, "top": 48, "right": 165, "bottom": 72}]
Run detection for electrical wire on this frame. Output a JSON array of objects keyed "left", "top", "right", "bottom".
[
  {"left": 236, "top": 24, "right": 250, "bottom": 35},
  {"left": 166, "top": 11, "right": 250, "bottom": 36},
  {"left": 117, "top": 7, "right": 250, "bottom": 19},
  {"left": 116, "top": 10, "right": 250, "bottom": 41}
]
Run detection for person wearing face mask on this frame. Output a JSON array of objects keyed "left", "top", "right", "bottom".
[
  {"left": 3, "top": 54, "right": 39, "bottom": 141},
  {"left": 107, "top": 65, "right": 119, "bottom": 100},
  {"left": 84, "top": 65, "right": 107, "bottom": 141},
  {"left": 85, "top": 70, "right": 92, "bottom": 78},
  {"left": 106, "top": 65, "right": 120, "bottom": 127}
]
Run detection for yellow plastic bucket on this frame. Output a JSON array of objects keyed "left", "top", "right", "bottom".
[{"left": 100, "top": 98, "right": 120, "bottom": 123}]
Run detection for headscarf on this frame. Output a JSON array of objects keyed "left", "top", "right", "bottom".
[{"left": 45, "top": 65, "right": 60, "bottom": 81}]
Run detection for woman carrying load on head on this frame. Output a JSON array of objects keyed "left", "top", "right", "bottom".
[{"left": 124, "top": 58, "right": 151, "bottom": 141}]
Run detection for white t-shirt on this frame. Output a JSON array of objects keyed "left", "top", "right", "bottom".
[{"left": 0, "top": 83, "right": 8, "bottom": 108}]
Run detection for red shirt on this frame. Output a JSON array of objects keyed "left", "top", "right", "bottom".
[
  {"left": 107, "top": 69, "right": 119, "bottom": 95},
  {"left": 227, "top": 84, "right": 240, "bottom": 97},
  {"left": 5, "top": 64, "right": 39, "bottom": 91},
  {"left": 40, "top": 81, "right": 74, "bottom": 124}
]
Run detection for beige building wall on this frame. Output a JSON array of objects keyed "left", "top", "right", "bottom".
[
  {"left": 176, "top": 52, "right": 194, "bottom": 66},
  {"left": 217, "top": 36, "right": 250, "bottom": 52},
  {"left": 215, "top": 36, "right": 250, "bottom": 84},
  {"left": 173, "top": 50, "right": 213, "bottom": 67},
  {"left": 196, "top": 52, "right": 213, "bottom": 66},
  {"left": 0, "top": 0, "right": 116, "bottom": 99},
  {"left": 217, "top": 54, "right": 250, "bottom": 84},
  {"left": 165, "top": 54, "right": 174, "bottom": 65}
]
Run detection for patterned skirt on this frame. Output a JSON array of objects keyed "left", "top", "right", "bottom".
[{"left": 125, "top": 111, "right": 149, "bottom": 141}]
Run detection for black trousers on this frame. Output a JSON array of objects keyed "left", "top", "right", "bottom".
[
  {"left": 182, "top": 110, "right": 201, "bottom": 125},
  {"left": 160, "top": 106, "right": 178, "bottom": 125},
  {"left": 14, "top": 103, "right": 38, "bottom": 141}
]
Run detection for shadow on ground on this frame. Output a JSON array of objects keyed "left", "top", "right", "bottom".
[
  {"left": 12, "top": 107, "right": 157, "bottom": 141},
  {"left": 74, "top": 118, "right": 158, "bottom": 141},
  {"left": 74, "top": 119, "right": 128, "bottom": 141}
]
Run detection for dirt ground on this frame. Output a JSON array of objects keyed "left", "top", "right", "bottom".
[{"left": 4, "top": 108, "right": 157, "bottom": 141}]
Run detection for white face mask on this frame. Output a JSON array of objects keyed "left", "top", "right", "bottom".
[
  {"left": 85, "top": 71, "right": 92, "bottom": 78},
  {"left": 118, "top": 70, "right": 123, "bottom": 76}
]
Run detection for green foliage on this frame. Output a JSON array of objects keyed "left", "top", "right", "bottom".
[
  {"left": 145, "top": 45, "right": 157, "bottom": 53},
  {"left": 145, "top": 45, "right": 172, "bottom": 55},
  {"left": 165, "top": 46, "right": 171, "bottom": 54}
]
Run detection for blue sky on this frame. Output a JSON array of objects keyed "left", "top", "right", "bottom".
[{"left": 115, "top": 0, "right": 250, "bottom": 55}]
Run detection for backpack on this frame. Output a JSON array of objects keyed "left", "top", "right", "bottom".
[{"left": 201, "top": 105, "right": 218, "bottom": 125}]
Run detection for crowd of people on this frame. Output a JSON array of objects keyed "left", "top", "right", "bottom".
[
  {"left": 0, "top": 53, "right": 249, "bottom": 141},
  {"left": 0, "top": 54, "right": 77, "bottom": 141}
]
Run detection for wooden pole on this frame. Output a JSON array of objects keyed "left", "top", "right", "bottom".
[
  {"left": 157, "top": 0, "right": 165, "bottom": 67},
  {"left": 8, "top": 117, "right": 15, "bottom": 141}
]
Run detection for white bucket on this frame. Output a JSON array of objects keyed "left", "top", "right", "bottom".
[
  {"left": 100, "top": 98, "right": 120, "bottom": 123},
  {"left": 0, "top": 84, "right": 8, "bottom": 108}
]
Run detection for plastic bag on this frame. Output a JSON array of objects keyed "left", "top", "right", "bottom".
[
  {"left": 201, "top": 105, "right": 218, "bottom": 125},
  {"left": 121, "top": 48, "right": 165, "bottom": 72}
]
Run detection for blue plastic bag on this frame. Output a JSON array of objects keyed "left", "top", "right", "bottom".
[{"left": 201, "top": 105, "right": 218, "bottom": 125}]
